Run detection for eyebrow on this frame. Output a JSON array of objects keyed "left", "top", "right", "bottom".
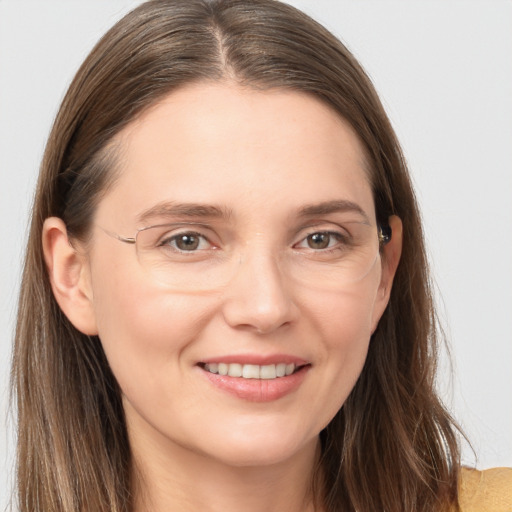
[
  {"left": 297, "top": 199, "right": 370, "bottom": 223},
  {"left": 136, "top": 201, "right": 233, "bottom": 224},
  {"left": 136, "top": 199, "right": 370, "bottom": 225}
]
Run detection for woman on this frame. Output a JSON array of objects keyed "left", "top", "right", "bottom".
[{"left": 11, "top": 0, "right": 511, "bottom": 511}]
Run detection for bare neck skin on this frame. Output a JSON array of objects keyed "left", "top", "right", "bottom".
[{"left": 129, "top": 406, "right": 322, "bottom": 512}]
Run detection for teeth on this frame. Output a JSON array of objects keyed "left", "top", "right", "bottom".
[
  {"left": 260, "top": 364, "right": 276, "bottom": 379},
  {"left": 276, "top": 363, "right": 286, "bottom": 377},
  {"left": 227, "top": 363, "right": 242, "bottom": 377},
  {"left": 204, "top": 362, "right": 298, "bottom": 379},
  {"left": 242, "top": 364, "right": 260, "bottom": 379}
]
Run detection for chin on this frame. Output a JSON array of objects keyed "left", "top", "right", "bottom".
[{"left": 197, "top": 424, "right": 319, "bottom": 468}]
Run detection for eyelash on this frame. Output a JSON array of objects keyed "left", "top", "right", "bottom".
[
  {"left": 294, "top": 231, "right": 350, "bottom": 253},
  {"left": 159, "top": 231, "right": 213, "bottom": 252},
  {"left": 158, "top": 229, "right": 350, "bottom": 254}
]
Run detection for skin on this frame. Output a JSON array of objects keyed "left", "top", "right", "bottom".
[{"left": 43, "top": 82, "right": 402, "bottom": 512}]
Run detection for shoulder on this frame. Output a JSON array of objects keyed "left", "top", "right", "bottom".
[{"left": 458, "top": 467, "right": 512, "bottom": 512}]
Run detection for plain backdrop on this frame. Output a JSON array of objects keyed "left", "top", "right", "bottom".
[{"left": 1, "top": 0, "right": 511, "bottom": 507}]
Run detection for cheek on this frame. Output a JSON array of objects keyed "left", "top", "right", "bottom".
[
  {"left": 299, "top": 274, "right": 380, "bottom": 421},
  {"left": 88, "top": 255, "right": 215, "bottom": 397},
  {"left": 307, "top": 268, "right": 381, "bottom": 347},
  {"left": 322, "top": 288, "right": 374, "bottom": 380}
]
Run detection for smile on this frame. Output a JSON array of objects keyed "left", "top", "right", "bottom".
[{"left": 204, "top": 362, "right": 297, "bottom": 379}]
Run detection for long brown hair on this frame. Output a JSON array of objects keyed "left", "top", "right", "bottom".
[{"left": 12, "top": 0, "right": 461, "bottom": 510}]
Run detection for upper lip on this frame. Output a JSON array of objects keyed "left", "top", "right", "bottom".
[{"left": 199, "top": 354, "right": 309, "bottom": 366}]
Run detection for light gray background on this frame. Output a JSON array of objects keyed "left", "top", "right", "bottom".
[{"left": 1, "top": 0, "right": 511, "bottom": 507}]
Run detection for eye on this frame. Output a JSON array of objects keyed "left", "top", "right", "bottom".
[
  {"left": 296, "top": 231, "right": 346, "bottom": 251},
  {"left": 161, "top": 232, "right": 211, "bottom": 252}
]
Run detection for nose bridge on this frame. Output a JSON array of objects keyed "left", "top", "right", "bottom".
[{"left": 221, "top": 243, "right": 296, "bottom": 333}]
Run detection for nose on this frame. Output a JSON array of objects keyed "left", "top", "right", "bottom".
[{"left": 221, "top": 250, "right": 298, "bottom": 335}]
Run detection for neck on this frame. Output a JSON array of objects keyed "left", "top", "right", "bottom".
[{"left": 129, "top": 422, "right": 323, "bottom": 512}]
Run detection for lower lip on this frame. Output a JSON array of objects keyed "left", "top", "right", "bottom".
[{"left": 199, "top": 365, "right": 310, "bottom": 402}]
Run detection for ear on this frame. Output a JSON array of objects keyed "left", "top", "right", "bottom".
[
  {"left": 371, "top": 215, "right": 403, "bottom": 332},
  {"left": 42, "top": 217, "right": 98, "bottom": 335}
]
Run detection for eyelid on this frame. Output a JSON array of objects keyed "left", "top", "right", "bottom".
[
  {"left": 163, "top": 228, "right": 212, "bottom": 240},
  {"left": 139, "top": 221, "right": 216, "bottom": 232},
  {"left": 167, "top": 232, "right": 214, "bottom": 251},
  {"left": 148, "top": 224, "right": 220, "bottom": 251},
  {"left": 293, "top": 230, "right": 346, "bottom": 249},
  {"left": 141, "top": 221, "right": 359, "bottom": 251},
  {"left": 293, "top": 221, "right": 351, "bottom": 240}
]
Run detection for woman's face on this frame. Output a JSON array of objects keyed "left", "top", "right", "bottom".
[{"left": 62, "top": 83, "right": 400, "bottom": 468}]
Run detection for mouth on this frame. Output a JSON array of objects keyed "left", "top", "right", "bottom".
[
  {"left": 197, "top": 358, "right": 311, "bottom": 402},
  {"left": 199, "top": 362, "right": 306, "bottom": 380}
]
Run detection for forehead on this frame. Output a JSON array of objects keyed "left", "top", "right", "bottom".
[{"left": 97, "top": 82, "right": 375, "bottom": 227}]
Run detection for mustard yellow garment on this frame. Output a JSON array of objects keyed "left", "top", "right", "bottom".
[{"left": 458, "top": 467, "right": 512, "bottom": 511}]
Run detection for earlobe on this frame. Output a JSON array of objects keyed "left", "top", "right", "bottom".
[
  {"left": 371, "top": 215, "right": 403, "bottom": 332},
  {"left": 42, "top": 217, "right": 98, "bottom": 335}
]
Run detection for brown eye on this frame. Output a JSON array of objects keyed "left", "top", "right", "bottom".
[
  {"left": 174, "top": 234, "right": 200, "bottom": 251},
  {"left": 307, "top": 232, "right": 332, "bottom": 249}
]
